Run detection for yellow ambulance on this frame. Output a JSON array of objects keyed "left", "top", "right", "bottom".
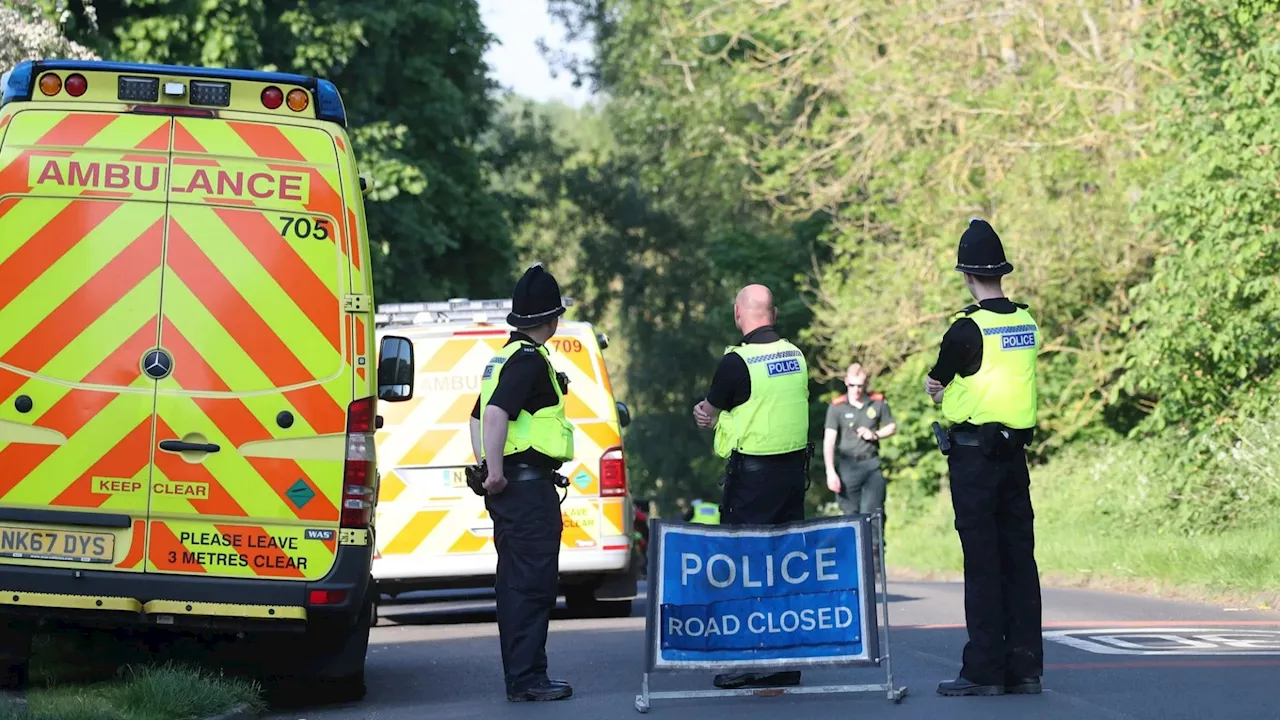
[
  {"left": 372, "top": 298, "right": 638, "bottom": 618},
  {"left": 0, "top": 59, "right": 416, "bottom": 697}
]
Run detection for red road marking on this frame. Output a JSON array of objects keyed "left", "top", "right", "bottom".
[
  {"left": 902, "top": 620, "right": 1280, "bottom": 630},
  {"left": 1047, "top": 659, "right": 1280, "bottom": 670}
]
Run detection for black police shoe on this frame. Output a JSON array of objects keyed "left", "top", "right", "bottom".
[
  {"left": 1005, "top": 675, "right": 1042, "bottom": 694},
  {"left": 937, "top": 675, "right": 1005, "bottom": 696},
  {"left": 507, "top": 680, "right": 573, "bottom": 702},
  {"left": 713, "top": 671, "right": 801, "bottom": 689}
]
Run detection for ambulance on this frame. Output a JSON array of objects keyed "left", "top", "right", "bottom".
[
  {"left": 0, "top": 59, "right": 417, "bottom": 697},
  {"left": 372, "top": 298, "right": 639, "bottom": 618}
]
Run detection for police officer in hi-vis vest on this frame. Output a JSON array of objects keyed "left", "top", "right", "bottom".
[
  {"left": 469, "top": 263, "right": 575, "bottom": 703},
  {"left": 925, "top": 219, "right": 1043, "bottom": 698},
  {"left": 693, "top": 283, "right": 811, "bottom": 691}
]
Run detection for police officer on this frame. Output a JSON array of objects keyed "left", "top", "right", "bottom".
[
  {"left": 925, "top": 219, "right": 1043, "bottom": 698},
  {"left": 469, "top": 263, "right": 575, "bottom": 703},
  {"left": 692, "top": 283, "right": 810, "bottom": 690},
  {"left": 688, "top": 499, "right": 721, "bottom": 525}
]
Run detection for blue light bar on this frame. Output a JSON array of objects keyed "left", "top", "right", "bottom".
[
  {"left": 1, "top": 61, "right": 35, "bottom": 107},
  {"left": 0, "top": 59, "right": 348, "bottom": 126}
]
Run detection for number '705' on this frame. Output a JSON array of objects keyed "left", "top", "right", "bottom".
[{"left": 278, "top": 215, "right": 331, "bottom": 240}]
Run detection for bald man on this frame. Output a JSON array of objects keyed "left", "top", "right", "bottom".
[{"left": 692, "top": 284, "right": 811, "bottom": 690}]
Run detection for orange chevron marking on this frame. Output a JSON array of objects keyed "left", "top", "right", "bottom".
[
  {"left": 153, "top": 417, "right": 249, "bottom": 517},
  {"left": 115, "top": 520, "right": 146, "bottom": 569},
  {"left": 422, "top": 339, "right": 473, "bottom": 372},
  {"left": 565, "top": 394, "right": 594, "bottom": 420},
  {"left": 1, "top": 217, "right": 162, "bottom": 378},
  {"left": 448, "top": 531, "right": 492, "bottom": 554},
  {"left": 0, "top": 149, "right": 73, "bottom": 200},
  {"left": 0, "top": 200, "right": 123, "bottom": 312},
  {"left": 212, "top": 208, "right": 340, "bottom": 352},
  {"left": 228, "top": 122, "right": 307, "bottom": 162},
  {"left": 346, "top": 208, "right": 361, "bottom": 270},
  {"left": 148, "top": 522, "right": 206, "bottom": 573},
  {"left": 135, "top": 123, "right": 171, "bottom": 151},
  {"left": 165, "top": 220, "right": 344, "bottom": 431},
  {"left": 382, "top": 509, "right": 448, "bottom": 555},
  {"left": 397, "top": 430, "right": 456, "bottom": 467},
  {"left": 50, "top": 419, "right": 152, "bottom": 510},
  {"left": 161, "top": 319, "right": 340, "bottom": 522},
  {"left": 578, "top": 421, "right": 621, "bottom": 451},
  {"left": 34, "top": 113, "right": 116, "bottom": 147},
  {"left": 377, "top": 470, "right": 407, "bottom": 503},
  {"left": 438, "top": 394, "right": 477, "bottom": 424},
  {"left": 173, "top": 122, "right": 208, "bottom": 153},
  {"left": 214, "top": 524, "right": 305, "bottom": 578}
]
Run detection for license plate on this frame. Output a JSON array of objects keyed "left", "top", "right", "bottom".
[{"left": 0, "top": 526, "right": 115, "bottom": 564}]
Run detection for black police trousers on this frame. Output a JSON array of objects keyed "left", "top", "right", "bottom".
[
  {"left": 484, "top": 471, "right": 563, "bottom": 693},
  {"left": 947, "top": 443, "right": 1044, "bottom": 685},
  {"left": 720, "top": 451, "right": 807, "bottom": 526}
]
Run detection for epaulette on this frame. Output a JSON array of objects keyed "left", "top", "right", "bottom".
[
  {"left": 954, "top": 304, "right": 980, "bottom": 318},
  {"left": 1013, "top": 301, "right": 1029, "bottom": 309}
]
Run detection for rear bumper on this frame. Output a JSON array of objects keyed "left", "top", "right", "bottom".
[
  {"left": 0, "top": 539, "right": 372, "bottom": 634},
  {"left": 373, "top": 546, "right": 634, "bottom": 595}
]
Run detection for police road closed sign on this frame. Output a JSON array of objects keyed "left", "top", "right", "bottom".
[{"left": 645, "top": 516, "right": 880, "bottom": 672}]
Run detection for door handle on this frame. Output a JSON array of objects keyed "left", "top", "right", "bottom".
[{"left": 159, "top": 440, "right": 221, "bottom": 453}]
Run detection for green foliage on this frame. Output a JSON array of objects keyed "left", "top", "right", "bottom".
[
  {"left": 1122, "top": 0, "right": 1280, "bottom": 432},
  {"left": 38, "top": 0, "right": 517, "bottom": 300}
]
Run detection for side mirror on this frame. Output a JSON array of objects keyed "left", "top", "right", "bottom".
[
  {"left": 616, "top": 401, "right": 631, "bottom": 428},
  {"left": 377, "top": 335, "right": 415, "bottom": 402},
  {"left": 597, "top": 332, "right": 610, "bottom": 350},
  {"left": 359, "top": 174, "right": 371, "bottom": 195}
]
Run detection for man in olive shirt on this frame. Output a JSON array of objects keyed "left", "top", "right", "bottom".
[{"left": 823, "top": 363, "right": 896, "bottom": 556}]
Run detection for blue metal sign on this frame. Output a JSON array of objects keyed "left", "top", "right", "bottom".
[{"left": 645, "top": 515, "right": 880, "bottom": 672}]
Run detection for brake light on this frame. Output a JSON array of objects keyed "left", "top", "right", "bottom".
[
  {"left": 308, "top": 589, "right": 348, "bottom": 605},
  {"left": 261, "top": 86, "right": 283, "bottom": 110},
  {"left": 341, "top": 396, "right": 377, "bottom": 528},
  {"left": 131, "top": 105, "right": 215, "bottom": 117},
  {"left": 600, "top": 447, "right": 627, "bottom": 497},
  {"left": 64, "top": 74, "right": 87, "bottom": 97}
]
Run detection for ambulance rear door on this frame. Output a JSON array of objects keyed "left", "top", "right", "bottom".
[
  {"left": 0, "top": 107, "right": 171, "bottom": 576},
  {"left": 144, "top": 114, "right": 356, "bottom": 582}
]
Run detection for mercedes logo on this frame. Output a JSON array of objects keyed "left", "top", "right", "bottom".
[{"left": 141, "top": 349, "right": 173, "bottom": 380}]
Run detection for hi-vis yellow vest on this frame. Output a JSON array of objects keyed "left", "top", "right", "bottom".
[
  {"left": 941, "top": 306, "right": 1039, "bottom": 430},
  {"left": 478, "top": 340, "right": 575, "bottom": 462},
  {"left": 690, "top": 502, "right": 720, "bottom": 524},
  {"left": 713, "top": 339, "right": 810, "bottom": 458}
]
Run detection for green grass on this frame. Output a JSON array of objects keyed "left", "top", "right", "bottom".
[
  {"left": 884, "top": 433, "right": 1280, "bottom": 608},
  {"left": 0, "top": 632, "right": 265, "bottom": 720}
]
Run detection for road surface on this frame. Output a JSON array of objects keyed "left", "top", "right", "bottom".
[{"left": 266, "top": 580, "right": 1280, "bottom": 720}]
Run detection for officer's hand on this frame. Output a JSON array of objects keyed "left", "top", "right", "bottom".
[
  {"left": 483, "top": 472, "right": 508, "bottom": 495},
  {"left": 924, "top": 376, "right": 943, "bottom": 396},
  {"left": 826, "top": 469, "right": 841, "bottom": 494},
  {"left": 693, "top": 401, "right": 714, "bottom": 428},
  {"left": 857, "top": 426, "right": 878, "bottom": 441}
]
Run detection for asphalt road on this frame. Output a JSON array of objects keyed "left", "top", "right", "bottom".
[{"left": 266, "top": 579, "right": 1280, "bottom": 720}]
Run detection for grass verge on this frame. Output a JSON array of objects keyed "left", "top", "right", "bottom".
[
  {"left": 0, "top": 631, "right": 265, "bottom": 720},
  {"left": 884, "top": 436, "right": 1280, "bottom": 611}
]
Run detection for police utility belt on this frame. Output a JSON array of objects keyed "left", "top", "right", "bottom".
[
  {"left": 931, "top": 421, "right": 1032, "bottom": 459},
  {"left": 464, "top": 459, "right": 571, "bottom": 502}
]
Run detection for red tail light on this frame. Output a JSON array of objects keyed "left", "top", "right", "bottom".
[
  {"left": 600, "top": 447, "right": 627, "bottom": 497},
  {"left": 64, "top": 74, "right": 87, "bottom": 97},
  {"left": 309, "top": 589, "right": 348, "bottom": 605},
  {"left": 261, "top": 86, "right": 284, "bottom": 109},
  {"left": 342, "top": 397, "right": 377, "bottom": 528}
]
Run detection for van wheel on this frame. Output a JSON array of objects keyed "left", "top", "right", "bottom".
[{"left": 294, "top": 592, "right": 372, "bottom": 703}]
